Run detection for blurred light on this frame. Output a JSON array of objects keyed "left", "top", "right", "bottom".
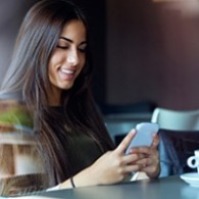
[{"left": 153, "top": 0, "right": 199, "bottom": 16}]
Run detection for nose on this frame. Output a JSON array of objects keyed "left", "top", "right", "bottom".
[{"left": 67, "top": 49, "right": 79, "bottom": 66}]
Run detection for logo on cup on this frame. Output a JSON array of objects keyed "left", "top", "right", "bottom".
[{"left": 187, "top": 150, "right": 199, "bottom": 173}]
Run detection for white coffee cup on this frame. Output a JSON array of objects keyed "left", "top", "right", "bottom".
[{"left": 187, "top": 150, "right": 199, "bottom": 173}]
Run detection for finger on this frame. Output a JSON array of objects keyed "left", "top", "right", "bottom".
[
  {"left": 115, "top": 129, "right": 136, "bottom": 154},
  {"left": 135, "top": 147, "right": 159, "bottom": 160},
  {"left": 122, "top": 153, "right": 146, "bottom": 165},
  {"left": 142, "top": 163, "right": 158, "bottom": 175},
  {"left": 151, "top": 134, "right": 159, "bottom": 149},
  {"left": 136, "top": 156, "right": 159, "bottom": 171},
  {"left": 130, "top": 146, "right": 151, "bottom": 155},
  {"left": 123, "top": 164, "right": 140, "bottom": 173},
  {"left": 136, "top": 157, "right": 151, "bottom": 166}
]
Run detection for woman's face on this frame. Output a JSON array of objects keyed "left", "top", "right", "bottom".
[{"left": 48, "top": 19, "right": 87, "bottom": 98}]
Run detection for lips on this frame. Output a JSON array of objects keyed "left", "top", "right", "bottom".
[
  {"left": 61, "top": 68, "right": 75, "bottom": 74},
  {"left": 58, "top": 68, "right": 76, "bottom": 80}
]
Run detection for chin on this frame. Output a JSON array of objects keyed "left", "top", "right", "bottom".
[{"left": 61, "top": 83, "right": 74, "bottom": 90}]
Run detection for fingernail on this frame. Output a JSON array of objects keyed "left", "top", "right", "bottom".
[{"left": 129, "top": 129, "right": 136, "bottom": 135}]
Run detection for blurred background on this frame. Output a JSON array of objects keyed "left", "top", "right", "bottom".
[{"left": 1, "top": 0, "right": 199, "bottom": 137}]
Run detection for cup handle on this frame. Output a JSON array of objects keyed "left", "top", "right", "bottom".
[{"left": 187, "top": 156, "right": 198, "bottom": 168}]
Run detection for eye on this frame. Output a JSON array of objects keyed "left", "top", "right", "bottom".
[
  {"left": 78, "top": 43, "right": 87, "bottom": 52},
  {"left": 57, "top": 45, "right": 69, "bottom": 50},
  {"left": 56, "top": 43, "right": 69, "bottom": 50},
  {"left": 56, "top": 40, "right": 70, "bottom": 49}
]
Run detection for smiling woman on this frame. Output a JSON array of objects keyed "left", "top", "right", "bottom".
[
  {"left": 0, "top": 0, "right": 160, "bottom": 196},
  {"left": 48, "top": 20, "right": 87, "bottom": 105}
]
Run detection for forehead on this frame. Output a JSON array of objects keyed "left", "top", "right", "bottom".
[{"left": 60, "top": 20, "right": 87, "bottom": 41}]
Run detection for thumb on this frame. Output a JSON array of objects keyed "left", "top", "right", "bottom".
[{"left": 115, "top": 129, "right": 136, "bottom": 154}]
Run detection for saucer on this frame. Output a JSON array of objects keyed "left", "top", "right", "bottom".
[{"left": 180, "top": 173, "right": 199, "bottom": 187}]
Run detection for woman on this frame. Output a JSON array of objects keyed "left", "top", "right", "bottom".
[{"left": 0, "top": 0, "right": 159, "bottom": 193}]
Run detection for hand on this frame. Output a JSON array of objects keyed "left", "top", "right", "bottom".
[
  {"left": 60, "top": 131, "right": 159, "bottom": 188},
  {"left": 130, "top": 134, "right": 160, "bottom": 178},
  {"left": 89, "top": 129, "right": 143, "bottom": 185}
]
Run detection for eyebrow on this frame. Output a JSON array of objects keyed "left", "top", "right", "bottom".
[{"left": 59, "top": 36, "right": 87, "bottom": 45}]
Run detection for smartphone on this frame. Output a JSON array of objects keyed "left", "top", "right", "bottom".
[{"left": 125, "top": 122, "right": 159, "bottom": 154}]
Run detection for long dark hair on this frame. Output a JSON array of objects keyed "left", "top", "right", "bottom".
[{"left": 1, "top": 0, "right": 114, "bottom": 187}]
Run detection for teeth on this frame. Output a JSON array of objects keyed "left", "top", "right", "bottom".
[{"left": 61, "top": 68, "right": 74, "bottom": 74}]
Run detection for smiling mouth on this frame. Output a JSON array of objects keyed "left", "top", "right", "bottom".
[
  {"left": 59, "top": 68, "right": 76, "bottom": 80},
  {"left": 61, "top": 68, "right": 75, "bottom": 74}
]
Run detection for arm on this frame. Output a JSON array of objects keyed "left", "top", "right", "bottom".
[
  {"left": 59, "top": 130, "right": 143, "bottom": 188},
  {"left": 57, "top": 130, "right": 160, "bottom": 189}
]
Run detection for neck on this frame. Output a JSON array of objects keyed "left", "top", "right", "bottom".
[{"left": 48, "top": 87, "right": 61, "bottom": 106}]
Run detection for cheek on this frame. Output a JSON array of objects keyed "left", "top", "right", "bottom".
[
  {"left": 79, "top": 56, "right": 86, "bottom": 71},
  {"left": 48, "top": 60, "right": 53, "bottom": 76},
  {"left": 48, "top": 65, "right": 54, "bottom": 81},
  {"left": 49, "top": 53, "right": 61, "bottom": 68},
  {"left": 48, "top": 59, "right": 57, "bottom": 83},
  {"left": 48, "top": 53, "right": 62, "bottom": 77}
]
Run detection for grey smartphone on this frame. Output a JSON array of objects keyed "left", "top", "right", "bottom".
[{"left": 125, "top": 122, "right": 159, "bottom": 154}]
